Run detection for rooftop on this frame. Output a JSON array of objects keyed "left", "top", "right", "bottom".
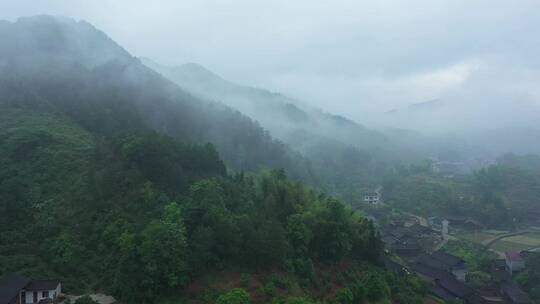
[
  {"left": 432, "top": 250, "right": 465, "bottom": 268},
  {"left": 436, "top": 278, "right": 474, "bottom": 299},
  {"left": 505, "top": 251, "right": 524, "bottom": 262},
  {"left": 25, "top": 280, "right": 60, "bottom": 291},
  {"left": 501, "top": 282, "right": 532, "bottom": 304},
  {"left": 0, "top": 273, "right": 31, "bottom": 304},
  {"left": 412, "top": 263, "right": 454, "bottom": 281}
]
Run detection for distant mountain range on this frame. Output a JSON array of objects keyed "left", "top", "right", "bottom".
[
  {"left": 0, "top": 15, "right": 401, "bottom": 202},
  {"left": 366, "top": 96, "right": 540, "bottom": 161},
  {"left": 141, "top": 58, "right": 390, "bottom": 155},
  {"left": 0, "top": 15, "right": 318, "bottom": 183}
]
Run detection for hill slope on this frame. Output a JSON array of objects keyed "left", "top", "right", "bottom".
[
  {"left": 142, "top": 59, "right": 403, "bottom": 200},
  {"left": 142, "top": 58, "right": 388, "bottom": 152},
  {"left": 0, "top": 15, "right": 316, "bottom": 183},
  {"left": 0, "top": 15, "right": 407, "bottom": 304}
]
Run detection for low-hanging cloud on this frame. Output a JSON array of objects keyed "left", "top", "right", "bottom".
[{"left": 2, "top": 0, "right": 540, "bottom": 131}]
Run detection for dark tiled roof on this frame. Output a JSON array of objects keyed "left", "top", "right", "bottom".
[
  {"left": 413, "top": 263, "right": 454, "bottom": 281},
  {"left": 25, "top": 280, "right": 60, "bottom": 291},
  {"left": 432, "top": 250, "right": 465, "bottom": 268},
  {"left": 408, "top": 223, "right": 434, "bottom": 235},
  {"left": 501, "top": 282, "right": 532, "bottom": 304},
  {"left": 431, "top": 285, "right": 456, "bottom": 302},
  {"left": 394, "top": 243, "right": 421, "bottom": 251},
  {"left": 384, "top": 257, "right": 408, "bottom": 275},
  {"left": 505, "top": 251, "right": 523, "bottom": 262},
  {"left": 465, "top": 293, "right": 488, "bottom": 304},
  {"left": 0, "top": 273, "right": 31, "bottom": 304},
  {"left": 416, "top": 253, "right": 448, "bottom": 270},
  {"left": 437, "top": 278, "right": 474, "bottom": 299}
]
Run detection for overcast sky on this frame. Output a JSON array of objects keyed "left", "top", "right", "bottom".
[{"left": 2, "top": 0, "right": 540, "bottom": 117}]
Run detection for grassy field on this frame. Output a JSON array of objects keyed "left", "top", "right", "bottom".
[
  {"left": 457, "top": 230, "right": 540, "bottom": 254},
  {"left": 490, "top": 232, "right": 540, "bottom": 253},
  {"left": 458, "top": 230, "right": 507, "bottom": 244}
]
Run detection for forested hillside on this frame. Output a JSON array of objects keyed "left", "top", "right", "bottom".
[
  {"left": 142, "top": 59, "right": 402, "bottom": 201},
  {"left": 383, "top": 159, "right": 540, "bottom": 229},
  {"left": 0, "top": 15, "right": 316, "bottom": 184},
  {"left": 0, "top": 15, "right": 426, "bottom": 304}
]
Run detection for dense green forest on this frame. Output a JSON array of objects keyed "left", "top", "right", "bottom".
[
  {"left": 0, "top": 16, "right": 428, "bottom": 304},
  {"left": 3, "top": 15, "right": 540, "bottom": 304},
  {"left": 0, "top": 107, "right": 418, "bottom": 303},
  {"left": 382, "top": 159, "right": 540, "bottom": 228},
  {"left": 516, "top": 253, "right": 540, "bottom": 303}
]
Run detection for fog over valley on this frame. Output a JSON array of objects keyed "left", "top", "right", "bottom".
[{"left": 1, "top": 2, "right": 540, "bottom": 304}]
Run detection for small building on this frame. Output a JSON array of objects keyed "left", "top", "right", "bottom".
[
  {"left": 505, "top": 251, "right": 525, "bottom": 275},
  {"left": 0, "top": 274, "right": 61, "bottom": 304},
  {"left": 414, "top": 251, "right": 467, "bottom": 282},
  {"left": 444, "top": 216, "right": 485, "bottom": 231},
  {"left": 476, "top": 286, "right": 506, "bottom": 304},
  {"left": 393, "top": 243, "right": 422, "bottom": 258},
  {"left": 431, "top": 251, "right": 467, "bottom": 282},
  {"left": 363, "top": 192, "right": 380, "bottom": 205},
  {"left": 491, "top": 259, "right": 511, "bottom": 283},
  {"left": 500, "top": 282, "right": 532, "bottom": 304},
  {"left": 434, "top": 278, "right": 474, "bottom": 303},
  {"left": 413, "top": 262, "right": 454, "bottom": 283},
  {"left": 383, "top": 257, "right": 409, "bottom": 276}
]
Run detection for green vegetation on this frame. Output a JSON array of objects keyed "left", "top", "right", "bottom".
[
  {"left": 74, "top": 296, "right": 99, "bottom": 304},
  {"left": 443, "top": 240, "right": 496, "bottom": 272},
  {"left": 383, "top": 161, "right": 540, "bottom": 229},
  {"left": 515, "top": 253, "right": 540, "bottom": 303},
  {"left": 216, "top": 288, "right": 251, "bottom": 304},
  {"left": 335, "top": 288, "right": 353, "bottom": 304},
  {"left": 0, "top": 106, "right": 387, "bottom": 303}
]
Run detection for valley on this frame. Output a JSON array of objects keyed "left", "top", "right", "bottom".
[{"left": 0, "top": 8, "right": 539, "bottom": 304}]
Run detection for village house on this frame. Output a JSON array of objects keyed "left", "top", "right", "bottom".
[
  {"left": 442, "top": 216, "right": 485, "bottom": 231},
  {"left": 362, "top": 192, "right": 380, "bottom": 205},
  {"left": 413, "top": 251, "right": 467, "bottom": 282},
  {"left": 505, "top": 251, "right": 526, "bottom": 275},
  {"left": 433, "top": 278, "right": 475, "bottom": 303},
  {"left": 0, "top": 274, "right": 61, "bottom": 304},
  {"left": 382, "top": 220, "right": 445, "bottom": 259},
  {"left": 491, "top": 259, "right": 511, "bottom": 283},
  {"left": 501, "top": 282, "right": 533, "bottom": 304}
]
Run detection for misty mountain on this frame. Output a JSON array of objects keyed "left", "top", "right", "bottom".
[
  {"left": 373, "top": 98, "right": 540, "bottom": 159},
  {"left": 0, "top": 15, "right": 316, "bottom": 183},
  {"left": 0, "top": 16, "right": 391, "bottom": 302},
  {"left": 142, "top": 58, "right": 406, "bottom": 199},
  {"left": 141, "top": 58, "right": 389, "bottom": 154}
]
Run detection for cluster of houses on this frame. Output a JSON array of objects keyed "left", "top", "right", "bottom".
[
  {"left": 382, "top": 220, "right": 535, "bottom": 303},
  {"left": 0, "top": 274, "right": 61, "bottom": 304},
  {"left": 383, "top": 221, "right": 442, "bottom": 257}
]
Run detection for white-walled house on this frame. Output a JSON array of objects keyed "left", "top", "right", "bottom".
[
  {"left": 21, "top": 280, "right": 61, "bottom": 304},
  {"left": 0, "top": 274, "right": 61, "bottom": 304},
  {"left": 505, "top": 251, "right": 526, "bottom": 275},
  {"left": 363, "top": 192, "right": 380, "bottom": 205}
]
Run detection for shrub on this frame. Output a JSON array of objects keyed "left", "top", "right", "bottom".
[
  {"left": 216, "top": 288, "right": 250, "bottom": 304},
  {"left": 74, "top": 295, "right": 98, "bottom": 304},
  {"left": 363, "top": 272, "right": 390, "bottom": 301},
  {"left": 286, "top": 297, "right": 313, "bottom": 304},
  {"left": 349, "top": 281, "right": 366, "bottom": 303},
  {"left": 335, "top": 288, "right": 354, "bottom": 304}
]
